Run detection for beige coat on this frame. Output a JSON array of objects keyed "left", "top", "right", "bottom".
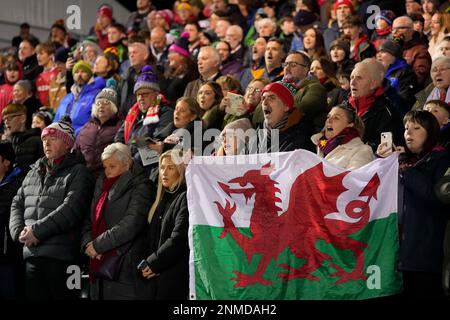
[{"left": 311, "top": 133, "right": 374, "bottom": 170}]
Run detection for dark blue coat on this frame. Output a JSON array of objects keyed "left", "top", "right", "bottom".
[{"left": 398, "top": 149, "right": 450, "bottom": 273}]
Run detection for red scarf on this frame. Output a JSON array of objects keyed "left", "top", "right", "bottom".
[
  {"left": 318, "top": 127, "right": 361, "bottom": 157},
  {"left": 123, "top": 103, "right": 141, "bottom": 145},
  {"left": 348, "top": 86, "right": 384, "bottom": 118},
  {"left": 376, "top": 27, "right": 392, "bottom": 36},
  {"left": 352, "top": 34, "right": 370, "bottom": 61},
  {"left": 89, "top": 175, "right": 121, "bottom": 280}
]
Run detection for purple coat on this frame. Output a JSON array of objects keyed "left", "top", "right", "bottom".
[
  {"left": 220, "top": 59, "right": 244, "bottom": 81},
  {"left": 75, "top": 116, "right": 123, "bottom": 177}
]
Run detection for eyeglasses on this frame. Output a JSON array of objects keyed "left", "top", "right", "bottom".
[
  {"left": 95, "top": 100, "right": 111, "bottom": 106},
  {"left": 431, "top": 66, "right": 450, "bottom": 73},
  {"left": 247, "top": 86, "right": 262, "bottom": 94},
  {"left": 282, "top": 61, "right": 307, "bottom": 69},
  {"left": 3, "top": 114, "right": 23, "bottom": 122}
]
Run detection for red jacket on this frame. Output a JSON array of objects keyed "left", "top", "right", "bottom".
[{"left": 36, "top": 67, "right": 59, "bottom": 106}]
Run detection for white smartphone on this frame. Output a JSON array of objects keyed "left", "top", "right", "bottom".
[{"left": 381, "top": 132, "right": 393, "bottom": 150}]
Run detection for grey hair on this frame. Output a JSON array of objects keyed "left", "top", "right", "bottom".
[
  {"left": 199, "top": 46, "right": 221, "bottom": 65},
  {"left": 91, "top": 100, "right": 118, "bottom": 119},
  {"left": 431, "top": 56, "right": 450, "bottom": 70},
  {"left": 353, "top": 58, "right": 385, "bottom": 87},
  {"left": 101, "top": 142, "right": 132, "bottom": 165},
  {"left": 393, "top": 16, "right": 414, "bottom": 28},
  {"left": 257, "top": 18, "right": 277, "bottom": 34},
  {"left": 226, "top": 25, "right": 244, "bottom": 42}
]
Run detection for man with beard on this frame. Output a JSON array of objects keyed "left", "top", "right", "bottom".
[
  {"left": 253, "top": 51, "right": 327, "bottom": 132},
  {"left": 54, "top": 60, "right": 106, "bottom": 136},
  {"left": 256, "top": 81, "right": 315, "bottom": 153}
]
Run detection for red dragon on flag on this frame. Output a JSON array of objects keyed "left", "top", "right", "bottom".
[{"left": 214, "top": 162, "right": 381, "bottom": 288}]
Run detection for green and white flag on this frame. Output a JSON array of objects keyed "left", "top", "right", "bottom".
[{"left": 187, "top": 150, "right": 402, "bottom": 300}]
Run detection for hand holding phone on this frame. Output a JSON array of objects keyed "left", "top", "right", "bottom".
[
  {"left": 380, "top": 132, "right": 393, "bottom": 150},
  {"left": 137, "top": 259, "right": 149, "bottom": 270}
]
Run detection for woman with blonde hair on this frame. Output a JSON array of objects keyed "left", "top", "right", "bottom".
[
  {"left": 140, "top": 149, "right": 190, "bottom": 300},
  {"left": 429, "top": 12, "right": 450, "bottom": 59}
]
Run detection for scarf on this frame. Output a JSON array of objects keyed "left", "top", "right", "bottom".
[
  {"left": 426, "top": 86, "right": 450, "bottom": 104},
  {"left": 399, "top": 145, "right": 445, "bottom": 172},
  {"left": 376, "top": 27, "right": 392, "bottom": 36},
  {"left": 143, "top": 94, "right": 167, "bottom": 126},
  {"left": 123, "top": 103, "right": 141, "bottom": 145},
  {"left": 263, "top": 114, "right": 289, "bottom": 142},
  {"left": 352, "top": 34, "right": 370, "bottom": 62},
  {"left": 318, "top": 127, "right": 360, "bottom": 157},
  {"left": 348, "top": 86, "right": 384, "bottom": 118},
  {"left": 89, "top": 175, "right": 121, "bottom": 280}
]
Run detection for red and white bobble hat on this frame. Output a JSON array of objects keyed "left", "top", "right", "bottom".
[{"left": 41, "top": 120, "right": 75, "bottom": 149}]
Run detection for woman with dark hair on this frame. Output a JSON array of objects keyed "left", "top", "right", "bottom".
[
  {"left": 311, "top": 105, "right": 374, "bottom": 169},
  {"left": 197, "top": 81, "right": 224, "bottom": 130},
  {"left": 377, "top": 110, "right": 450, "bottom": 299},
  {"left": 140, "top": 149, "right": 189, "bottom": 300},
  {"left": 329, "top": 38, "right": 355, "bottom": 76},
  {"left": 160, "top": 33, "right": 198, "bottom": 107},
  {"left": 216, "top": 41, "right": 243, "bottom": 80},
  {"left": 150, "top": 97, "right": 205, "bottom": 156},
  {"left": 302, "top": 27, "right": 326, "bottom": 61},
  {"left": 310, "top": 57, "right": 347, "bottom": 109}
]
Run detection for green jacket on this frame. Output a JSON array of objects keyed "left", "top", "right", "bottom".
[
  {"left": 252, "top": 77, "right": 327, "bottom": 132},
  {"left": 413, "top": 82, "right": 434, "bottom": 110}
]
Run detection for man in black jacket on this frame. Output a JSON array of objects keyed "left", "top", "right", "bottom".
[
  {"left": 9, "top": 120, "right": 95, "bottom": 300},
  {"left": 2, "top": 104, "right": 43, "bottom": 174},
  {"left": 0, "top": 142, "right": 24, "bottom": 299},
  {"left": 346, "top": 58, "right": 404, "bottom": 152}
]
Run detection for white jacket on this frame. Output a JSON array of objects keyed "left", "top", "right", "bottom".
[{"left": 311, "top": 133, "right": 375, "bottom": 170}]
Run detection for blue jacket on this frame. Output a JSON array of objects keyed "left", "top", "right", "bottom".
[
  {"left": 385, "top": 58, "right": 419, "bottom": 115},
  {"left": 54, "top": 77, "right": 106, "bottom": 136}
]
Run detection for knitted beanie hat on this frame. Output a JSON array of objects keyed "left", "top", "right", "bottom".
[
  {"left": 133, "top": 65, "right": 160, "bottom": 94},
  {"left": 169, "top": 32, "right": 190, "bottom": 58},
  {"left": 379, "top": 39, "right": 403, "bottom": 58},
  {"left": 333, "top": 0, "right": 354, "bottom": 14},
  {"left": 330, "top": 38, "right": 350, "bottom": 56},
  {"left": 41, "top": 120, "right": 75, "bottom": 149},
  {"left": 375, "top": 10, "right": 396, "bottom": 26},
  {"left": 95, "top": 79, "right": 118, "bottom": 108},
  {"left": 262, "top": 81, "right": 297, "bottom": 111},
  {"left": 72, "top": 60, "right": 93, "bottom": 78}
]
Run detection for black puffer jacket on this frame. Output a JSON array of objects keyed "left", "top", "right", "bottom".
[
  {"left": 0, "top": 167, "right": 23, "bottom": 265},
  {"left": 9, "top": 151, "right": 95, "bottom": 261},
  {"left": 80, "top": 163, "right": 155, "bottom": 300},
  {"left": 10, "top": 128, "right": 43, "bottom": 174}
]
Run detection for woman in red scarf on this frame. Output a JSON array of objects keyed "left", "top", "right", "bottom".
[
  {"left": 377, "top": 110, "right": 450, "bottom": 299},
  {"left": 81, "top": 142, "right": 154, "bottom": 300},
  {"left": 311, "top": 104, "right": 374, "bottom": 169}
]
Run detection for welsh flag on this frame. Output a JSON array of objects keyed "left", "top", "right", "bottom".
[{"left": 187, "top": 150, "right": 402, "bottom": 300}]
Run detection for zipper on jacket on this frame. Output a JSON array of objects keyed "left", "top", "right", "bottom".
[{"left": 3, "top": 226, "right": 7, "bottom": 255}]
